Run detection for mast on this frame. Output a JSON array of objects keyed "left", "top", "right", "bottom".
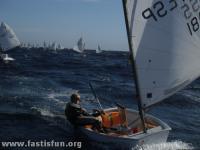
[{"left": 122, "top": 0, "right": 146, "bottom": 133}]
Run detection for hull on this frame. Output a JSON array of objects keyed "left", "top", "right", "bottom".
[
  {"left": 79, "top": 108, "right": 171, "bottom": 149},
  {"left": 72, "top": 45, "right": 84, "bottom": 53},
  {"left": 0, "top": 54, "right": 15, "bottom": 64}
]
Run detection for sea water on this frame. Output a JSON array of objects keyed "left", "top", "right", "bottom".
[{"left": 0, "top": 47, "right": 199, "bottom": 149}]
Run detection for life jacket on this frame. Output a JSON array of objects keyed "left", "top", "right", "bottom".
[{"left": 101, "top": 111, "right": 122, "bottom": 128}]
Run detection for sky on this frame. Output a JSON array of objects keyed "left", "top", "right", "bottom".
[{"left": 0, "top": 0, "right": 129, "bottom": 51}]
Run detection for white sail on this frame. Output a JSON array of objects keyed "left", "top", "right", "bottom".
[
  {"left": 73, "top": 37, "right": 85, "bottom": 53},
  {"left": 27, "top": 43, "right": 32, "bottom": 49},
  {"left": 48, "top": 42, "right": 51, "bottom": 49},
  {"left": 57, "top": 43, "right": 64, "bottom": 50},
  {"left": 125, "top": 0, "right": 200, "bottom": 108},
  {"left": 51, "top": 42, "right": 57, "bottom": 51},
  {"left": 43, "top": 41, "right": 47, "bottom": 49},
  {"left": 96, "top": 44, "right": 102, "bottom": 53},
  {"left": 0, "top": 22, "right": 20, "bottom": 51}
]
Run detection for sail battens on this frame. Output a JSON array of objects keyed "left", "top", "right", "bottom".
[{"left": 125, "top": 0, "right": 200, "bottom": 108}]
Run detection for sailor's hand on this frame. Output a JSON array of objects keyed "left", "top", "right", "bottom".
[
  {"left": 82, "top": 108, "right": 86, "bottom": 111},
  {"left": 81, "top": 108, "right": 90, "bottom": 116},
  {"left": 92, "top": 109, "right": 100, "bottom": 117},
  {"left": 100, "top": 110, "right": 105, "bottom": 115},
  {"left": 81, "top": 108, "right": 87, "bottom": 112},
  {"left": 93, "top": 109, "right": 105, "bottom": 115},
  {"left": 93, "top": 109, "right": 99, "bottom": 113}
]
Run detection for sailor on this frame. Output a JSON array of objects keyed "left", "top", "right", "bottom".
[{"left": 65, "top": 93, "right": 103, "bottom": 131}]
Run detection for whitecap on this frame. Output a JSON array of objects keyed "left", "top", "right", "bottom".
[{"left": 133, "top": 141, "right": 193, "bottom": 150}]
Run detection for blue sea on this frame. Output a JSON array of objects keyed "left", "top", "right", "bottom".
[{"left": 0, "top": 48, "right": 199, "bottom": 150}]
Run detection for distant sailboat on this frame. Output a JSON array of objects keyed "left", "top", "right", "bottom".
[
  {"left": 78, "top": 0, "right": 200, "bottom": 149},
  {"left": 0, "top": 22, "right": 20, "bottom": 50},
  {"left": 27, "top": 43, "right": 32, "bottom": 49},
  {"left": 56, "top": 43, "right": 64, "bottom": 51},
  {"left": 0, "top": 22, "right": 20, "bottom": 63},
  {"left": 73, "top": 37, "right": 85, "bottom": 53},
  {"left": 51, "top": 42, "right": 57, "bottom": 51},
  {"left": 43, "top": 41, "right": 47, "bottom": 50},
  {"left": 0, "top": 54, "right": 15, "bottom": 63},
  {"left": 20, "top": 42, "right": 26, "bottom": 48},
  {"left": 96, "top": 44, "right": 102, "bottom": 53}
]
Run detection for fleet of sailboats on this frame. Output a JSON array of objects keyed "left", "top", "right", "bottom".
[{"left": 0, "top": 22, "right": 102, "bottom": 55}]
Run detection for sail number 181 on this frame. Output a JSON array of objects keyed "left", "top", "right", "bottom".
[
  {"left": 181, "top": 0, "right": 200, "bottom": 36},
  {"left": 187, "top": 17, "right": 200, "bottom": 36}
]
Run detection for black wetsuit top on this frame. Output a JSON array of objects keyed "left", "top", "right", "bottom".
[
  {"left": 65, "top": 102, "right": 89, "bottom": 124},
  {"left": 65, "top": 102, "right": 101, "bottom": 125}
]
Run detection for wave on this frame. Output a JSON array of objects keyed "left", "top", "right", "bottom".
[
  {"left": 162, "top": 91, "right": 200, "bottom": 109},
  {"left": 47, "top": 90, "right": 73, "bottom": 103},
  {"left": 30, "top": 106, "right": 56, "bottom": 117},
  {"left": 181, "top": 90, "right": 200, "bottom": 104},
  {"left": 134, "top": 141, "right": 193, "bottom": 150}
]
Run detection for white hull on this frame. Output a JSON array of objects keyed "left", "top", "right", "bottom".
[
  {"left": 72, "top": 46, "right": 83, "bottom": 53},
  {"left": 79, "top": 108, "right": 171, "bottom": 149},
  {"left": 0, "top": 54, "right": 15, "bottom": 63}
]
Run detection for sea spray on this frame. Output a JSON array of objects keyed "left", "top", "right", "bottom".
[{"left": 133, "top": 141, "right": 193, "bottom": 150}]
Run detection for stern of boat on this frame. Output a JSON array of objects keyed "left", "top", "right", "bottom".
[{"left": 80, "top": 107, "right": 171, "bottom": 149}]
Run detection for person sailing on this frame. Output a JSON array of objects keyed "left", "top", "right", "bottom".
[{"left": 65, "top": 93, "right": 103, "bottom": 132}]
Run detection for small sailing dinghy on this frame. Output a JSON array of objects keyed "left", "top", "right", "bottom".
[
  {"left": 73, "top": 37, "right": 85, "bottom": 53},
  {"left": 77, "top": 0, "right": 200, "bottom": 148},
  {"left": 0, "top": 22, "right": 20, "bottom": 63},
  {"left": 0, "top": 54, "right": 15, "bottom": 63},
  {"left": 96, "top": 44, "right": 102, "bottom": 54}
]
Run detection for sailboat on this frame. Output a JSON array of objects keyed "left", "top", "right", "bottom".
[
  {"left": 96, "top": 44, "right": 102, "bottom": 54},
  {"left": 78, "top": 0, "right": 200, "bottom": 148},
  {"left": 0, "top": 22, "right": 20, "bottom": 63},
  {"left": 57, "top": 43, "right": 64, "bottom": 50},
  {"left": 73, "top": 37, "right": 85, "bottom": 53},
  {"left": 0, "top": 54, "right": 15, "bottom": 63},
  {"left": 51, "top": 42, "right": 57, "bottom": 53}
]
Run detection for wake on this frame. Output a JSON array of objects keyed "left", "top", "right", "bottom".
[{"left": 135, "top": 141, "right": 193, "bottom": 150}]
